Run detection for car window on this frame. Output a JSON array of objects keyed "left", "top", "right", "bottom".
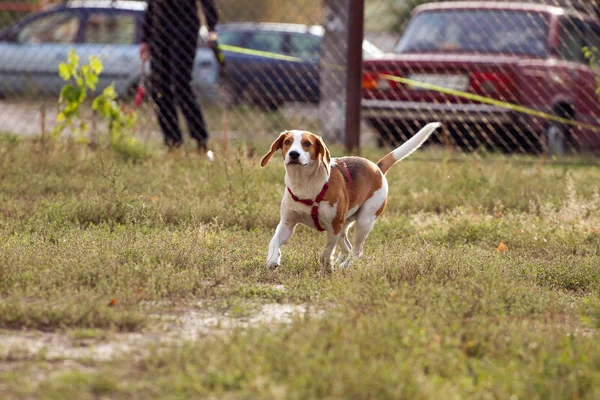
[
  {"left": 219, "top": 30, "right": 246, "bottom": 47},
  {"left": 289, "top": 34, "right": 320, "bottom": 57},
  {"left": 246, "top": 32, "right": 284, "bottom": 54},
  {"left": 587, "top": 23, "right": 600, "bottom": 54},
  {"left": 558, "top": 18, "right": 586, "bottom": 63},
  {"left": 18, "top": 11, "right": 79, "bottom": 44},
  {"left": 395, "top": 10, "right": 549, "bottom": 56},
  {"left": 85, "top": 12, "right": 136, "bottom": 45}
]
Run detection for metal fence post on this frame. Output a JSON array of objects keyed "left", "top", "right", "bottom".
[
  {"left": 319, "top": 0, "right": 364, "bottom": 153},
  {"left": 344, "top": 0, "right": 364, "bottom": 154}
]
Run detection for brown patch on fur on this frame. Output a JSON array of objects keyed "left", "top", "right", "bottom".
[
  {"left": 303, "top": 133, "right": 331, "bottom": 175},
  {"left": 323, "top": 157, "right": 384, "bottom": 234},
  {"left": 376, "top": 153, "right": 397, "bottom": 175},
  {"left": 302, "top": 133, "right": 316, "bottom": 160},
  {"left": 343, "top": 157, "right": 383, "bottom": 211},
  {"left": 260, "top": 131, "right": 293, "bottom": 166}
]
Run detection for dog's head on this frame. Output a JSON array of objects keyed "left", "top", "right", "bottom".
[{"left": 260, "top": 130, "right": 331, "bottom": 175}]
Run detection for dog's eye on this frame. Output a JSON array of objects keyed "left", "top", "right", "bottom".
[
  {"left": 303, "top": 141, "right": 311, "bottom": 147},
  {"left": 284, "top": 140, "right": 291, "bottom": 146}
]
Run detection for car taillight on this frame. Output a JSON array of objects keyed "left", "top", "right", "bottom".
[
  {"left": 362, "top": 72, "right": 394, "bottom": 91},
  {"left": 470, "top": 72, "right": 516, "bottom": 102},
  {"left": 362, "top": 73, "right": 378, "bottom": 90}
]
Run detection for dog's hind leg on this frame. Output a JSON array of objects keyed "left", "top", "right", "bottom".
[
  {"left": 334, "top": 221, "right": 354, "bottom": 266},
  {"left": 340, "top": 176, "right": 388, "bottom": 268},
  {"left": 266, "top": 222, "right": 295, "bottom": 268},
  {"left": 338, "top": 214, "right": 376, "bottom": 269}
]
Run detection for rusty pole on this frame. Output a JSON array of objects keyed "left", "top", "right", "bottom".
[{"left": 344, "top": 0, "right": 364, "bottom": 154}]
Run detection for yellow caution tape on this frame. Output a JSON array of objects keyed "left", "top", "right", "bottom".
[
  {"left": 219, "top": 44, "right": 305, "bottom": 63},
  {"left": 218, "top": 44, "right": 600, "bottom": 133}
]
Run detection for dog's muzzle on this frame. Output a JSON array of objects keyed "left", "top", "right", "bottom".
[{"left": 286, "top": 150, "right": 304, "bottom": 165}]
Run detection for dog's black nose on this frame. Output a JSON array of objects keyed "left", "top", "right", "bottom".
[{"left": 288, "top": 151, "right": 300, "bottom": 159}]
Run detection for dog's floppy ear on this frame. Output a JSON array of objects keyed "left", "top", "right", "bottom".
[
  {"left": 315, "top": 135, "right": 331, "bottom": 176},
  {"left": 261, "top": 132, "right": 287, "bottom": 167}
]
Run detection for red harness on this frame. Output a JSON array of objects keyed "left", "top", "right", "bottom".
[
  {"left": 287, "top": 161, "right": 352, "bottom": 232},
  {"left": 288, "top": 183, "right": 329, "bottom": 231}
]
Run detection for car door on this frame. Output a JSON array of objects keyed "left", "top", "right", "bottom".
[
  {"left": 583, "top": 22, "right": 600, "bottom": 122},
  {"left": 556, "top": 17, "right": 598, "bottom": 140},
  {"left": 286, "top": 33, "right": 321, "bottom": 103},
  {"left": 223, "top": 30, "right": 287, "bottom": 104},
  {"left": 248, "top": 31, "right": 288, "bottom": 101},
  {"left": 79, "top": 9, "right": 141, "bottom": 97},
  {"left": 581, "top": 20, "right": 600, "bottom": 147},
  {"left": 191, "top": 27, "right": 220, "bottom": 100},
  {"left": 218, "top": 28, "right": 251, "bottom": 95},
  {"left": 554, "top": 17, "right": 597, "bottom": 147},
  {"left": 0, "top": 9, "right": 83, "bottom": 95}
]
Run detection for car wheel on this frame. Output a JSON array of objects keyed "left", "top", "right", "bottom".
[
  {"left": 369, "top": 119, "right": 395, "bottom": 148},
  {"left": 264, "top": 98, "right": 282, "bottom": 112},
  {"left": 545, "top": 104, "right": 575, "bottom": 156},
  {"left": 243, "top": 83, "right": 282, "bottom": 112},
  {"left": 546, "top": 121, "right": 567, "bottom": 156}
]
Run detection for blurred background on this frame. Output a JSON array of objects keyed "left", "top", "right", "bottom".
[{"left": 0, "top": 0, "right": 599, "bottom": 158}]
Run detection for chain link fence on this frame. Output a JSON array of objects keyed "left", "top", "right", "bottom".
[{"left": 0, "top": 0, "right": 599, "bottom": 158}]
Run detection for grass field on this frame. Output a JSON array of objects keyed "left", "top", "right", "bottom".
[{"left": 1, "top": 134, "right": 600, "bottom": 399}]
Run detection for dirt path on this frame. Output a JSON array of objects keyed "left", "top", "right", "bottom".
[{"left": 0, "top": 302, "right": 316, "bottom": 363}]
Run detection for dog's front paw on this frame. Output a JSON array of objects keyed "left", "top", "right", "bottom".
[{"left": 266, "top": 251, "right": 281, "bottom": 269}]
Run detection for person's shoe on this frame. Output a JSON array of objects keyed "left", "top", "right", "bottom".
[{"left": 197, "top": 141, "right": 215, "bottom": 161}]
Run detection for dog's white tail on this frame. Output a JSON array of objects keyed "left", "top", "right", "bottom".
[{"left": 376, "top": 122, "right": 441, "bottom": 174}]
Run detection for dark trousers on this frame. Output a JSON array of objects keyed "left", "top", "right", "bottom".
[{"left": 150, "top": 27, "right": 208, "bottom": 147}]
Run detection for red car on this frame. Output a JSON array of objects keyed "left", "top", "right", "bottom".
[{"left": 362, "top": 1, "right": 600, "bottom": 154}]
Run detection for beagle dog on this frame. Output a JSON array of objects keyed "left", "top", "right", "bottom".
[{"left": 261, "top": 122, "right": 441, "bottom": 269}]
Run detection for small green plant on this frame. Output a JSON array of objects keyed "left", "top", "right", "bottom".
[
  {"left": 583, "top": 46, "right": 600, "bottom": 103},
  {"left": 52, "top": 50, "right": 100, "bottom": 141},
  {"left": 92, "top": 84, "right": 151, "bottom": 161},
  {"left": 54, "top": 49, "right": 150, "bottom": 161}
]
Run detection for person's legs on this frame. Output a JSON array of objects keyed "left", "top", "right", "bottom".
[
  {"left": 150, "top": 34, "right": 183, "bottom": 148},
  {"left": 171, "top": 27, "right": 209, "bottom": 149}
]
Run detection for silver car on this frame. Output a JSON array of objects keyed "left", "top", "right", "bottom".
[{"left": 0, "top": 0, "right": 219, "bottom": 99}]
